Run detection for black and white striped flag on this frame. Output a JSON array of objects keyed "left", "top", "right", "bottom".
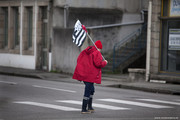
[{"left": 72, "top": 20, "right": 87, "bottom": 47}]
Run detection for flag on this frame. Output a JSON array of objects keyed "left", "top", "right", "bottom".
[{"left": 72, "top": 20, "right": 87, "bottom": 47}]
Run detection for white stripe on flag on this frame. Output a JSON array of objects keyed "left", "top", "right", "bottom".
[
  {"left": 97, "top": 99, "right": 173, "bottom": 108},
  {"left": 14, "top": 101, "right": 80, "bottom": 111},
  {"left": 56, "top": 100, "right": 130, "bottom": 110},
  {"left": 137, "top": 99, "right": 180, "bottom": 105},
  {"left": 72, "top": 35, "right": 75, "bottom": 42}
]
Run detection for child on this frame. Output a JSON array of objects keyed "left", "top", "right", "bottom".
[{"left": 73, "top": 40, "right": 108, "bottom": 114}]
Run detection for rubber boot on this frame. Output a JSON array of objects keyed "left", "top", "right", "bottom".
[
  {"left": 88, "top": 98, "right": 94, "bottom": 112},
  {"left": 81, "top": 99, "right": 91, "bottom": 114}
]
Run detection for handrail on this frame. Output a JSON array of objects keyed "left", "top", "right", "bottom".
[
  {"left": 86, "top": 21, "right": 144, "bottom": 29},
  {"left": 114, "top": 28, "right": 141, "bottom": 48},
  {"left": 113, "top": 24, "right": 147, "bottom": 72}
]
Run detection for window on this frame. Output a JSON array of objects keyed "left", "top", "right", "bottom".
[
  {"left": 161, "top": 20, "right": 180, "bottom": 72},
  {"left": 41, "top": 6, "right": 48, "bottom": 69},
  {"left": 23, "top": 6, "right": 33, "bottom": 53},
  {"left": 0, "top": 7, "right": 8, "bottom": 49},
  {"left": 160, "top": 0, "right": 180, "bottom": 72},
  {"left": 13, "top": 7, "right": 19, "bottom": 47},
  {"left": 27, "top": 7, "right": 33, "bottom": 48},
  {"left": 3, "top": 7, "right": 8, "bottom": 48}
]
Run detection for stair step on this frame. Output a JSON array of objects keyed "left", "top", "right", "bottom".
[{"left": 103, "top": 24, "right": 147, "bottom": 73}]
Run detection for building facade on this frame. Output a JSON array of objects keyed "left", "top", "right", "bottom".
[
  {"left": 52, "top": 0, "right": 149, "bottom": 73},
  {"left": 150, "top": 0, "right": 180, "bottom": 83},
  {"left": 0, "top": 0, "right": 149, "bottom": 73},
  {"left": 0, "top": 0, "right": 51, "bottom": 70}
]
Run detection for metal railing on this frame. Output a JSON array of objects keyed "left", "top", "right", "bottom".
[{"left": 112, "top": 24, "right": 147, "bottom": 72}]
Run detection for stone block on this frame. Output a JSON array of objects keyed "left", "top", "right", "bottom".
[
  {"left": 151, "top": 39, "right": 160, "bottom": 48},
  {"left": 150, "top": 65, "right": 159, "bottom": 74},
  {"left": 151, "top": 21, "right": 160, "bottom": 32},
  {"left": 152, "top": 13, "right": 160, "bottom": 22},
  {"left": 150, "top": 47, "right": 159, "bottom": 59},
  {"left": 151, "top": 31, "right": 160, "bottom": 40},
  {"left": 152, "top": 0, "right": 161, "bottom": 6},
  {"left": 128, "top": 68, "right": 146, "bottom": 82},
  {"left": 152, "top": 4, "right": 161, "bottom": 14},
  {"left": 150, "top": 58, "right": 159, "bottom": 67}
]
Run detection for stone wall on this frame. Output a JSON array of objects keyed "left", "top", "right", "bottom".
[
  {"left": 150, "top": 0, "right": 161, "bottom": 75},
  {"left": 54, "top": 0, "right": 142, "bottom": 12}
]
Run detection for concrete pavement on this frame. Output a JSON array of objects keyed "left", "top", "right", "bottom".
[{"left": 0, "top": 66, "right": 180, "bottom": 95}]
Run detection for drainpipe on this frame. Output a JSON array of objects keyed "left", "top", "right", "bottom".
[
  {"left": 20, "top": 1, "right": 23, "bottom": 55},
  {"left": 64, "top": 5, "right": 68, "bottom": 28},
  {"left": 34, "top": 0, "right": 38, "bottom": 69},
  {"left": 141, "top": 10, "right": 144, "bottom": 22},
  {"left": 146, "top": 1, "right": 152, "bottom": 81}
]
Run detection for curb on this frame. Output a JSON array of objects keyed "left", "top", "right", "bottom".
[
  {"left": 0, "top": 72, "right": 41, "bottom": 79},
  {"left": 106, "top": 84, "right": 180, "bottom": 96}
]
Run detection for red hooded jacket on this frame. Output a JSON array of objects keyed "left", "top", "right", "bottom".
[{"left": 73, "top": 46, "right": 107, "bottom": 84}]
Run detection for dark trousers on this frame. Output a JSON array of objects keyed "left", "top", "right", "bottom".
[{"left": 83, "top": 81, "right": 95, "bottom": 100}]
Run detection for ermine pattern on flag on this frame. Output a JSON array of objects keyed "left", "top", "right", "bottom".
[{"left": 72, "top": 20, "right": 87, "bottom": 47}]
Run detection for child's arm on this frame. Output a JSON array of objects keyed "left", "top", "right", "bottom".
[{"left": 93, "top": 51, "right": 107, "bottom": 68}]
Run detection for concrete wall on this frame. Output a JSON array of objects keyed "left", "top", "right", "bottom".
[
  {"left": 52, "top": 0, "right": 146, "bottom": 28},
  {"left": 66, "top": 8, "right": 142, "bottom": 53},
  {"left": 0, "top": 54, "right": 35, "bottom": 69},
  {"left": 89, "top": 14, "right": 142, "bottom": 53},
  {"left": 54, "top": 0, "right": 141, "bottom": 12},
  {"left": 52, "top": 28, "right": 82, "bottom": 73}
]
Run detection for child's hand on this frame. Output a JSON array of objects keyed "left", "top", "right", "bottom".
[{"left": 105, "top": 60, "right": 108, "bottom": 64}]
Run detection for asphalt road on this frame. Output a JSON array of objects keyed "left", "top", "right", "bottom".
[{"left": 0, "top": 75, "right": 180, "bottom": 120}]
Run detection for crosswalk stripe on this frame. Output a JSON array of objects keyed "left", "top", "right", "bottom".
[
  {"left": 137, "top": 99, "right": 180, "bottom": 105},
  {"left": 97, "top": 99, "right": 173, "bottom": 109},
  {"left": 33, "top": 85, "right": 76, "bottom": 93},
  {"left": 0, "top": 81, "right": 17, "bottom": 85},
  {"left": 56, "top": 100, "right": 130, "bottom": 110},
  {"left": 14, "top": 101, "right": 80, "bottom": 111}
]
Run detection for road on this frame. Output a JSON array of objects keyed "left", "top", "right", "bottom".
[{"left": 0, "top": 75, "right": 180, "bottom": 120}]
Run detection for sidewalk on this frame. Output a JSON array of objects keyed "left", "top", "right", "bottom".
[{"left": 0, "top": 66, "right": 180, "bottom": 95}]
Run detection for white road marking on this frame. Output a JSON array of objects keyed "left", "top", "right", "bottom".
[
  {"left": 137, "top": 99, "right": 180, "bottom": 105},
  {"left": 56, "top": 100, "right": 130, "bottom": 110},
  {"left": 0, "top": 81, "right": 17, "bottom": 85},
  {"left": 14, "top": 101, "right": 80, "bottom": 111},
  {"left": 97, "top": 99, "right": 173, "bottom": 109},
  {"left": 33, "top": 85, "right": 76, "bottom": 93}
]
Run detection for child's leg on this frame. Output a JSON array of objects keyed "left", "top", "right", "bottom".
[{"left": 81, "top": 82, "right": 93, "bottom": 113}]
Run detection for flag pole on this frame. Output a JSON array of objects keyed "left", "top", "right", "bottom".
[{"left": 87, "top": 33, "right": 105, "bottom": 60}]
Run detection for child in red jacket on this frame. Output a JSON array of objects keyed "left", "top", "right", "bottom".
[{"left": 73, "top": 40, "right": 108, "bottom": 114}]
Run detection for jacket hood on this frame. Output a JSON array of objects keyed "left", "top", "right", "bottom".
[{"left": 85, "top": 46, "right": 97, "bottom": 55}]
